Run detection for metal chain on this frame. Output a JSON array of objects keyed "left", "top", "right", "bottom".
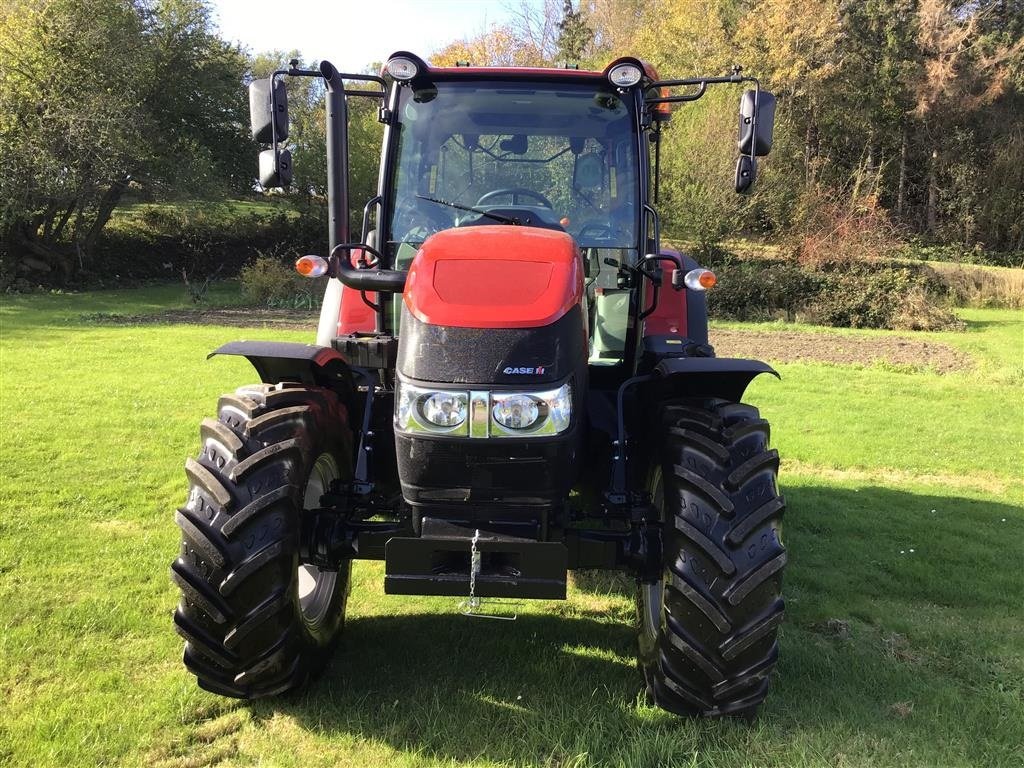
[{"left": 459, "top": 529, "right": 516, "bottom": 621}]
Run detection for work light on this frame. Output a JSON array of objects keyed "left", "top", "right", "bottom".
[
  {"left": 607, "top": 63, "right": 643, "bottom": 88},
  {"left": 385, "top": 56, "right": 419, "bottom": 81}
]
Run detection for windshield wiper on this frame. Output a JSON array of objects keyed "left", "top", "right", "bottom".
[{"left": 416, "top": 195, "right": 520, "bottom": 225}]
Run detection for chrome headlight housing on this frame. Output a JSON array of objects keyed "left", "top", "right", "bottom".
[
  {"left": 396, "top": 383, "right": 469, "bottom": 436},
  {"left": 396, "top": 380, "right": 572, "bottom": 438},
  {"left": 490, "top": 383, "right": 572, "bottom": 437}
]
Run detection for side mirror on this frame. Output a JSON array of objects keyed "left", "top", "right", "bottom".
[
  {"left": 738, "top": 89, "right": 775, "bottom": 156},
  {"left": 735, "top": 155, "right": 756, "bottom": 193},
  {"left": 249, "top": 78, "right": 289, "bottom": 143},
  {"left": 259, "top": 148, "right": 292, "bottom": 188}
]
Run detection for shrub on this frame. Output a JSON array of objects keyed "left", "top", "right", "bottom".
[
  {"left": 239, "top": 253, "right": 321, "bottom": 309},
  {"left": 805, "top": 261, "right": 962, "bottom": 330},
  {"left": 788, "top": 191, "right": 900, "bottom": 265},
  {"left": 701, "top": 248, "right": 963, "bottom": 331},
  {"left": 900, "top": 241, "right": 1023, "bottom": 268},
  {"left": 704, "top": 258, "right": 819, "bottom": 322},
  {"left": 89, "top": 199, "right": 327, "bottom": 285}
]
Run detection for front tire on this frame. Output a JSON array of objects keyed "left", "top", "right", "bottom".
[
  {"left": 171, "top": 383, "right": 353, "bottom": 698},
  {"left": 638, "top": 400, "right": 786, "bottom": 717}
]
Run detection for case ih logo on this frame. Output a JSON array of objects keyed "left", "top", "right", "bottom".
[{"left": 503, "top": 366, "right": 545, "bottom": 375}]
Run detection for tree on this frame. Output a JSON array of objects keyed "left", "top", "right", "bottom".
[
  {"left": 0, "top": 0, "right": 250, "bottom": 284},
  {"left": 556, "top": 0, "right": 592, "bottom": 64}
]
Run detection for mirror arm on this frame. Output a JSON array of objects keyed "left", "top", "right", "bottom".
[
  {"left": 644, "top": 72, "right": 761, "bottom": 105},
  {"left": 329, "top": 244, "right": 407, "bottom": 294},
  {"left": 360, "top": 195, "right": 382, "bottom": 249}
]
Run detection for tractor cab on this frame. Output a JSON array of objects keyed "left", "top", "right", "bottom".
[{"left": 366, "top": 58, "right": 646, "bottom": 367}]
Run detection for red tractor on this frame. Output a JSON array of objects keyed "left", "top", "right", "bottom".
[{"left": 172, "top": 52, "right": 785, "bottom": 718}]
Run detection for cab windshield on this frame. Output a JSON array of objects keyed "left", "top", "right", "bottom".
[
  {"left": 385, "top": 78, "right": 640, "bottom": 365},
  {"left": 386, "top": 79, "right": 639, "bottom": 269}
]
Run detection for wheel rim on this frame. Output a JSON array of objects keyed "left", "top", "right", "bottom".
[
  {"left": 641, "top": 465, "right": 665, "bottom": 643},
  {"left": 298, "top": 452, "right": 340, "bottom": 628}
]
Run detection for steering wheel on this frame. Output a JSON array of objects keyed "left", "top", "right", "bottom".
[
  {"left": 577, "top": 223, "right": 613, "bottom": 242},
  {"left": 475, "top": 187, "right": 554, "bottom": 209},
  {"left": 395, "top": 197, "right": 454, "bottom": 242}
]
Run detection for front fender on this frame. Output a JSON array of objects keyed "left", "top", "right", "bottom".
[
  {"left": 650, "top": 357, "right": 779, "bottom": 403},
  {"left": 208, "top": 341, "right": 354, "bottom": 402}
]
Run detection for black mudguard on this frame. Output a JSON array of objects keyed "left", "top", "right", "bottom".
[
  {"left": 650, "top": 357, "right": 779, "bottom": 403},
  {"left": 209, "top": 341, "right": 354, "bottom": 402}
]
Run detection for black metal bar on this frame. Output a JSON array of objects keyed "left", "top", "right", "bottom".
[
  {"left": 335, "top": 72, "right": 388, "bottom": 90},
  {"left": 269, "top": 70, "right": 285, "bottom": 184},
  {"left": 358, "top": 196, "right": 378, "bottom": 241},
  {"left": 639, "top": 281, "right": 659, "bottom": 320},
  {"left": 643, "top": 71, "right": 760, "bottom": 105},
  {"left": 647, "top": 82, "right": 707, "bottom": 104},
  {"left": 329, "top": 243, "right": 407, "bottom": 293},
  {"left": 320, "top": 61, "right": 350, "bottom": 254},
  {"left": 653, "top": 126, "right": 662, "bottom": 205},
  {"left": 620, "top": 86, "right": 647, "bottom": 384},
  {"left": 384, "top": 537, "right": 568, "bottom": 599},
  {"left": 609, "top": 374, "right": 652, "bottom": 496}
]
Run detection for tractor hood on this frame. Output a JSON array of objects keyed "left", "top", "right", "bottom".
[
  {"left": 402, "top": 226, "right": 583, "bottom": 329},
  {"left": 396, "top": 226, "right": 588, "bottom": 386}
]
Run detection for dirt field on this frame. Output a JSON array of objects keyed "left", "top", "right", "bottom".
[
  {"left": 88, "top": 309, "right": 974, "bottom": 373},
  {"left": 711, "top": 329, "right": 973, "bottom": 372}
]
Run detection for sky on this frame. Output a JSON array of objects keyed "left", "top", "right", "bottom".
[{"left": 210, "top": 0, "right": 539, "bottom": 73}]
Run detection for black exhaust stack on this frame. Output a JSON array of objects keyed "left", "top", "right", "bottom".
[{"left": 320, "top": 61, "right": 350, "bottom": 252}]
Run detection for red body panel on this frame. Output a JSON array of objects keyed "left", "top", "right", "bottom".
[
  {"left": 642, "top": 278, "right": 688, "bottom": 336},
  {"left": 403, "top": 226, "right": 583, "bottom": 329},
  {"left": 337, "top": 248, "right": 378, "bottom": 334},
  {"left": 337, "top": 285, "right": 377, "bottom": 334},
  {"left": 428, "top": 66, "right": 604, "bottom": 79}
]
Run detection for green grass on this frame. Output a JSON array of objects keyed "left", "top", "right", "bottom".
[{"left": 1, "top": 286, "right": 1022, "bottom": 767}]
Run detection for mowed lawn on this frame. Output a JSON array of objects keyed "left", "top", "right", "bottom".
[{"left": 1, "top": 285, "right": 1021, "bottom": 768}]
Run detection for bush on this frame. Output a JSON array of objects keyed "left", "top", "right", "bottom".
[
  {"left": 788, "top": 191, "right": 900, "bottom": 265},
  {"left": 805, "top": 261, "right": 962, "bottom": 330},
  {"left": 239, "top": 253, "right": 321, "bottom": 309},
  {"left": 88, "top": 199, "right": 328, "bottom": 285},
  {"left": 703, "top": 258, "right": 819, "bottom": 322},
  {"left": 701, "top": 248, "right": 963, "bottom": 331}
]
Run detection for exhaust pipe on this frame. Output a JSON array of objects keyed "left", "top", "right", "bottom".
[{"left": 315, "top": 61, "right": 349, "bottom": 348}]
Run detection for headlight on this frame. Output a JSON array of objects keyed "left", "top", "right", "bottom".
[
  {"left": 396, "top": 381, "right": 572, "bottom": 438},
  {"left": 490, "top": 383, "right": 572, "bottom": 437},
  {"left": 491, "top": 394, "right": 541, "bottom": 431},
  {"left": 396, "top": 382, "right": 469, "bottom": 435},
  {"left": 422, "top": 392, "right": 467, "bottom": 427}
]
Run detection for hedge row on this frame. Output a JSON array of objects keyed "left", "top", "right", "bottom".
[{"left": 698, "top": 248, "right": 965, "bottom": 331}]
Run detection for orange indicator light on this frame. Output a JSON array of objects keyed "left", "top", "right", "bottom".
[{"left": 295, "top": 255, "right": 328, "bottom": 278}]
